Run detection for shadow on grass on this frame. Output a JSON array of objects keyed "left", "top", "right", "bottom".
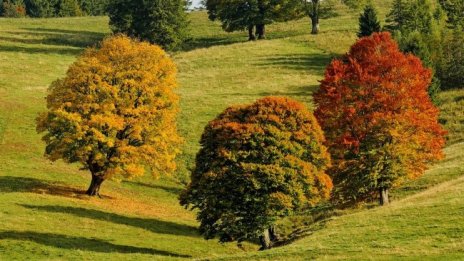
[
  {"left": 0, "top": 176, "right": 114, "bottom": 199},
  {"left": 256, "top": 54, "right": 334, "bottom": 71},
  {"left": 21, "top": 204, "right": 198, "bottom": 237},
  {"left": 180, "top": 29, "right": 309, "bottom": 52},
  {"left": 124, "top": 181, "right": 184, "bottom": 196},
  {"left": 0, "top": 231, "right": 191, "bottom": 257},
  {"left": 0, "top": 176, "right": 88, "bottom": 196},
  {"left": 0, "top": 28, "right": 107, "bottom": 55},
  {"left": 257, "top": 85, "right": 320, "bottom": 98},
  {"left": 0, "top": 45, "right": 82, "bottom": 56}
]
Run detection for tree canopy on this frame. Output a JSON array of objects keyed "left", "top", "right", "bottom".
[
  {"left": 314, "top": 32, "right": 446, "bottom": 206},
  {"left": 205, "top": 0, "right": 303, "bottom": 40},
  {"left": 36, "top": 35, "right": 182, "bottom": 196},
  {"left": 180, "top": 96, "right": 332, "bottom": 249},
  {"left": 108, "top": 0, "right": 189, "bottom": 50}
]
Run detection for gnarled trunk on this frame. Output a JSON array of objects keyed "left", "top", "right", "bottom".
[
  {"left": 311, "top": 15, "right": 319, "bottom": 34},
  {"left": 86, "top": 174, "right": 105, "bottom": 196},
  {"left": 379, "top": 188, "right": 389, "bottom": 206},
  {"left": 256, "top": 24, "right": 266, "bottom": 40},
  {"left": 248, "top": 25, "right": 256, "bottom": 41}
]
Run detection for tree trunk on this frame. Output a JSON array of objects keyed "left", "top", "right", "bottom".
[
  {"left": 269, "top": 226, "right": 278, "bottom": 242},
  {"left": 248, "top": 25, "right": 256, "bottom": 41},
  {"left": 256, "top": 24, "right": 266, "bottom": 40},
  {"left": 259, "top": 228, "right": 272, "bottom": 250},
  {"left": 86, "top": 174, "right": 105, "bottom": 196},
  {"left": 379, "top": 188, "right": 389, "bottom": 206},
  {"left": 311, "top": 16, "right": 319, "bottom": 34}
]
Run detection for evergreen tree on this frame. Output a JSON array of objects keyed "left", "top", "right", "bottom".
[
  {"left": 440, "top": 28, "right": 464, "bottom": 89},
  {"left": 107, "top": 0, "right": 189, "bottom": 50},
  {"left": 439, "top": 0, "right": 464, "bottom": 29},
  {"left": 384, "top": 0, "right": 406, "bottom": 32},
  {"left": 358, "top": 4, "right": 381, "bottom": 37},
  {"left": 57, "top": 0, "right": 82, "bottom": 17},
  {"left": 24, "top": 0, "right": 56, "bottom": 17},
  {"left": 78, "top": 0, "right": 108, "bottom": 16}
]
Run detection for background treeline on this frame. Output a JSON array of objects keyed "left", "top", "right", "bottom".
[
  {"left": 383, "top": 0, "right": 464, "bottom": 93},
  {"left": 0, "top": 0, "right": 109, "bottom": 17}
]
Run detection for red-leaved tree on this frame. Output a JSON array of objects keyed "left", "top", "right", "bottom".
[{"left": 314, "top": 32, "right": 446, "bottom": 206}]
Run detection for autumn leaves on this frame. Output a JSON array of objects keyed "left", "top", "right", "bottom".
[
  {"left": 36, "top": 32, "right": 445, "bottom": 249},
  {"left": 36, "top": 36, "right": 182, "bottom": 196}
]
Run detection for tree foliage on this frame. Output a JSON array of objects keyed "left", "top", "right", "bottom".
[
  {"left": 440, "top": 29, "right": 464, "bottom": 89},
  {"left": 107, "top": 0, "right": 189, "bottom": 51},
  {"left": 57, "top": 0, "right": 82, "bottom": 17},
  {"left": 385, "top": 0, "right": 446, "bottom": 99},
  {"left": 21, "top": 0, "right": 107, "bottom": 17},
  {"left": 205, "top": 0, "right": 303, "bottom": 40},
  {"left": 439, "top": 0, "right": 464, "bottom": 29},
  {"left": 1, "top": 0, "right": 26, "bottom": 17},
  {"left": 314, "top": 32, "right": 446, "bottom": 206},
  {"left": 180, "top": 97, "right": 332, "bottom": 249},
  {"left": 36, "top": 35, "right": 182, "bottom": 196},
  {"left": 357, "top": 4, "right": 381, "bottom": 38}
]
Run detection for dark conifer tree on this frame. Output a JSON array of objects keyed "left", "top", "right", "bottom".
[{"left": 358, "top": 4, "right": 381, "bottom": 37}]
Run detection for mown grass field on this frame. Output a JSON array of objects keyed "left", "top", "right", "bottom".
[{"left": 0, "top": 1, "right": 463, "bottom": 259}]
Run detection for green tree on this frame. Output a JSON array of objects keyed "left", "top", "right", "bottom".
[
  {"left": 107, "top": 0, "right": 189, "bottom": 50},
  {"left": 440, "top": 29, "right": 464, "bottom": 89},
  {"left": 180, "top": 97, "right": 333, "bottom": 250},
  {"left": 385, "top": 0, "right": 445, "bottom": 101},
  {"left": 57, "top": 0, "right": 82, "bottom": 17},
  {"left": 357, "top": 4, "right": 381, "bottom": 37},
  {"left": 24, "top": 0, "right": 56, "bottom": 17},
  {"left": 78, "top": 0, "right": 108, "bottom": 16},
  {"left": 36, "top": 35, "right": 182, "bottom": 196},
  {"left": 439, "top": 0, "right": 464, "bottom": 29},
  {"left": 205, "top": 0, "right": 303, "bottom": 40}
]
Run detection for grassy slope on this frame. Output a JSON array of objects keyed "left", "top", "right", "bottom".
[{"left": 0, "top": 1, "right": 463, "bottom": 259}]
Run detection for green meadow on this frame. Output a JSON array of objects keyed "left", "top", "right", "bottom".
[{"left": 0, "top": 1, "right": 463, "bottom": 259}]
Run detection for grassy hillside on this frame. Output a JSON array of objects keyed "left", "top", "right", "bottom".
[{"left": 0, "top": 1, "right": 463, "bottom": 260}]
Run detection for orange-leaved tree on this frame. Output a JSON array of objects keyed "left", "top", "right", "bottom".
[
  {"left": 180, "top": 97, "right": 332, "bottom": 250},
  {"left": 314, "top": 32, "right": 446, "bottom": 206},
  {"left": 36, "top": 35, "right": 182, "bottom": 196}
]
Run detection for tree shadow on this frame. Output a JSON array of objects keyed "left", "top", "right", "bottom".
[
  {"left": 21, "top": 204, "right": 199, "bottom": 237},
  {"left": 21, "top": 28, "right": 107, "bottom": 48},
  {"left": 180, "top": 29, "right": 309, "bottom": 52},
  {"left": 0, "top": 45, "right": 82, "bottom": 56},
  {"left": 0, "top": 231, "right": 190, "bottom": 257},
  {"left": 256, "top": 54, "right": 334, "bottom": 72},
  {"left": 257, "top": 85, "right": 320, "bottom": 98},
  {"left": 124, "top": 181, "right": 184, "bottom": 196},
  {"left": 0, "top": 176, "right": 113, "bottom": 199},
  {"left": 0, "top": 28, "right": 107, "bottom": 55}
]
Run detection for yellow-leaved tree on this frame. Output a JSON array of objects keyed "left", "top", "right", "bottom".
[{"left": 36, "top": 35, "right": 182, "bottom": 196}]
